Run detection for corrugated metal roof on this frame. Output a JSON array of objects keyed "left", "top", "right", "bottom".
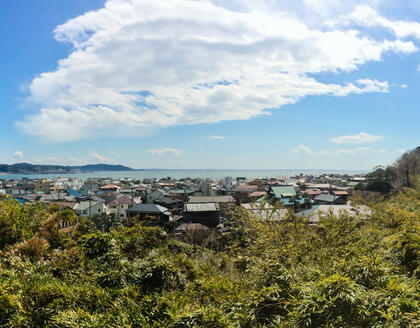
[
  {"left": 296, "top": 204, "right": 372, "bottom": 222},
  {"left": 188, "top": 196, "right": 234, "bottom": 203},
  {"left": 184, "top": 203, "right": 219, "bottom": 212}
]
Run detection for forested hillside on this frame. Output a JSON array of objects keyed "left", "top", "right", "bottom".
[
  {"left": 0, "top": 163, "right": 134, "bottom": 174},
  {"left": 357, "top": 147, "right": 420, "bottom": 193},
  {"left": 0, "top": 183, "right": 419, "bottom": 327}
]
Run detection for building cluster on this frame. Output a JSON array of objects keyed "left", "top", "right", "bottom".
[{"left": 0, "top": 173, "right": 368, "bottom": 235}]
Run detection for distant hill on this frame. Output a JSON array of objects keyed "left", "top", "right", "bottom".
[{"left": 0, "top": 163, "right": 135, "bottom": 174}]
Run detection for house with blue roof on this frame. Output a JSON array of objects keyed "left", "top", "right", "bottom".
[{"left": 66, "top": 189, "right": 81, "bottom": 197}]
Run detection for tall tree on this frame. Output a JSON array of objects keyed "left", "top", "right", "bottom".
[{"left": 395, "top": 147, "right": 420, "bottom": 188}]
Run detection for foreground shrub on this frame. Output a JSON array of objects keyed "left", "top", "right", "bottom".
[
  {"left": 15, "top": 237, "right": 49, "bottom": 260},
  {"left": 294, "top": 274, "right": 369, "bottom": 327},
  {"left": 0, "top": 186, "right": 419, "bottom": 327}
]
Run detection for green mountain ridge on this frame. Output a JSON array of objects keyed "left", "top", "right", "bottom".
[{"left": 0, "top": 163, "right": 135, "bottom": 174}]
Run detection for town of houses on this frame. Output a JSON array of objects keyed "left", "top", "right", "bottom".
[{"left": 0, "top": 174, "right": 370, "bottom": 236}]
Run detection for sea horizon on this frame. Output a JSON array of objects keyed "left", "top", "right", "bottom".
[{"left": 0, "top": 168, "right": 366, "bottom": 181}]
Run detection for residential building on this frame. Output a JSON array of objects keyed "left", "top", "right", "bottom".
[
  {"left": 126, "top": 203, "right": 171, "bottom": 223},
  {"left": 182, "top": 202, "right": 221, "bottom": 227},
  {"left": 74, "top": 200, "right": 106, "bottom": 217}
]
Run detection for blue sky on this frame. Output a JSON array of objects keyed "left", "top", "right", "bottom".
[{"left": 1, "top": 0, "right": 419, "bottom": 170}]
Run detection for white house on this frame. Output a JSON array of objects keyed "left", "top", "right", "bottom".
[
  {"left": 106, "top": 194, "right": 140, "bottom": 220},
  {"left": 74, "top": 201, "right": 106, "bottom": 217},
  {"left": 146, "top": 189, "right": 167, "bottom": 204}
]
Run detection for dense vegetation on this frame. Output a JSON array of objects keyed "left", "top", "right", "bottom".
[{"left": 0, "top": 183, "right": 419, "bottom": 328}]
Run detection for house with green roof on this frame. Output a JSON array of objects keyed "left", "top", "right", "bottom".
[
  {"left": 256, "top": 185, "right": 311, "bottom": 211},
  {"left": 269, "top": 186, "right": 296, "bottom": 199},
  {"left": 264, "top": 185, "right": 296, "bottom": 207}
]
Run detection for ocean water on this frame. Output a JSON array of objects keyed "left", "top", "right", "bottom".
[{"left": 0, "top": 169, "right": 365, "bottom": 181}]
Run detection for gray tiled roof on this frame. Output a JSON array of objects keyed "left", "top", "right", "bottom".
[{"left": 127, "top": 203, "right": 168, "bottom": 214}]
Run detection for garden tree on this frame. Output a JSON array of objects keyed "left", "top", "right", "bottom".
[
  {"left": 365, "top": 165, "right": 396, "bottom": 193},
  {"left": 0, "top": 182, "right": 419, "bottom": 327},
  {"left": 395, "top": 146, "right": 420, "bottom": 188},
  {"left": 358, "top": 146, "right": 420, "bottom": 193},
  {"left": 0, "top": 196, "right": 47, "bottom": 249},
  {"left": 91, "top": 212, "right": 118, "bottom": 232}
]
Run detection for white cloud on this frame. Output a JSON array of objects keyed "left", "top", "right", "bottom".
[
  {"left": 291, "top": 144, "right": 387, "bottom": 156},
  {"left": 340, "top": 5, "right": 420, "bottom": 40},
  {"left": 13, "top": 151, "right": 24, "bottom": 159},
  {"left": 396, "top": 148, "right": 406, "bottom": 154},
  {"left": 401, "top": 84, "right": 407, "bottom": 88},
  {"left": 148, "top": 148, "right": 182, "bottom": 156},
  {"left": 207, "top": 136, "right": 227, "bottom": 140},
  {"left": 16, "top": 0, "right": 418, "bottom": 141},
  {"left": 91, "top": 152, "right": 108, "bottom": 162},
  {"left": 331, "top": 132, "right": 383, "bottom": 144},
  {"left": 45, "top": 156, "right": 59, "bottom": 163},
  {"left": 290, "top": 144, "right": 314, "bottom": 155},
  {"left": 333, "top": 147, "right": 386, "bottom": 155}
]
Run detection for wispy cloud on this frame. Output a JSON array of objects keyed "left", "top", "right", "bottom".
[
  {"left": 13, "top": 151, "right": 24, "bottom": 159},
  {"left": 91, "top": 152, "right": 109, "bottom": 162},
  {"left": 148, "top": 148, "right": 182, "bottom": 156},
  {"left": 331, "top": 132, "right": 383, "bottom": 144},
  {"left": 333, "top": 147, "right": 387, "bottom": 155},
  {"left": 290, "top": 144, "right": 314, "bottom": 155},
  {"left": 291, "top": 144, "right": 387, "bottom": 156},
  {"left": 207, "top": 136, "right": 227, "bottom": 140},
  {"left": 290, "top": 145, "right": 331, "bottom": 156},
  {"left": 45, "top": 156, "right": 59, "bottom": 163},
  {"left": 339, "top": 5, "right": 420, "bottom": 40}
]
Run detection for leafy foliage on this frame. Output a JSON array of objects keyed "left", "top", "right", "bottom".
[{"left": 0, "top": 187, "right": 419, "bottom": 327}]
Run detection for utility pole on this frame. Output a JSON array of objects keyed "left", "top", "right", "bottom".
[
  {"left": 89, "top": 184, "right": 92, "bottom": 218},
  {"left": 131, "top": 186, "right": 134, "bottom": 207},
  {"left": 89, "top": 196, "right": 91, "bottom": 218}
]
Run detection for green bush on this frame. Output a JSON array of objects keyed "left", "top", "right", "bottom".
[{"left": 0, "top": 186, "right": 419, "bottom": 327}]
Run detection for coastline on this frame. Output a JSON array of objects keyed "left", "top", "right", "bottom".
[{"left": 0, "top": 168, "right": 366, "bottom": 181}]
